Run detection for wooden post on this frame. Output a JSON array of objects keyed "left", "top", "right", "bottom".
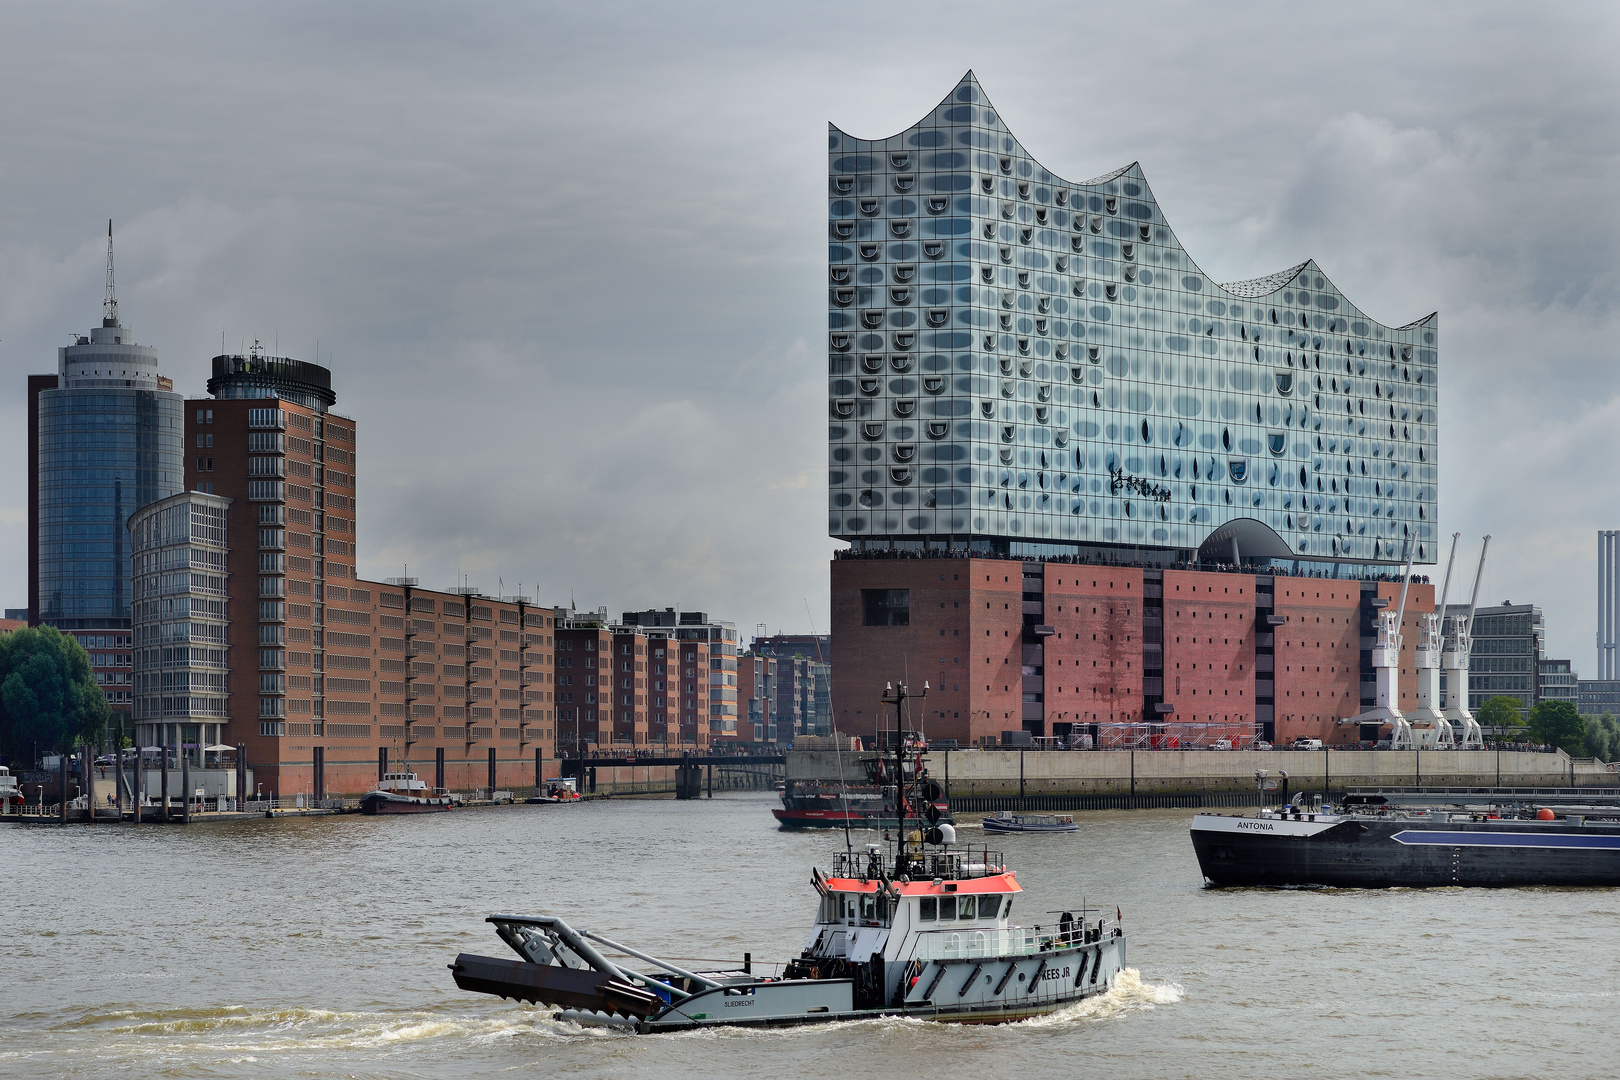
[
  {"left": 181, "top": 750, "right": 191, "bottom": 824},
  {"left": 160, "top": 740, "right": 170, "bottom": 823},
  {"left": 134, "top": 747, "right": 143, "bottom": 824},
  {"left": 58, "top": 753, "right": 67, "bottom": 825},
  {"left": 115, "top": 744, "right": 124, "bottom": 820},
  {"left": 83, "top": 746, "right": 94, "bottom": 824}
]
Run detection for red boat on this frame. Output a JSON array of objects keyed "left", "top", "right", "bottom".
[{"left": 773, "top": 741, "right": 952, "bottom": 830}]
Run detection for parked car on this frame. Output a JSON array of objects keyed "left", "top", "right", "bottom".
[
  {"left": 1209, "top": 739, "right": 1234, "bottom": 751},
  {"left": 1253, "top": 740, "right": 1273, "bottom": 750}
]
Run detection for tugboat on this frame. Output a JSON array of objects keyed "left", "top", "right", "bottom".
[
  {"left": 360, "top": 771, "right": 452, "bottom": 815},
  {"left": 1191, "top": 790, "right": 1620, "bottom": 888},
  {"left": 451, "top": 681, "right": 1128, "bottom": 1029},
  {"left": 773, "top": 741, "right": 953, "bottom": 830}
]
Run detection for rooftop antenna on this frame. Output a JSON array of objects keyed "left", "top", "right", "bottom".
[{"left": 103, "top": 220, "right": 118, "bottom": 326}]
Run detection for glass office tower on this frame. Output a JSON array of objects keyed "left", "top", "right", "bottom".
[
  {"left": 828, "top": 73, "right": 1439, "bottom": 568},
  {"left": 31, "top": 247, "right": 185, "bottom": 699}
]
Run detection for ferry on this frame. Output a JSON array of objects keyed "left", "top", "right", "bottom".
[
  {"left": 451, "top": 681, "right": 1127, "bottom": 1029},
  {"left": 982, "top": 812, "right": 1079, "bottom": 834},
  {"left": 1191, "top": 791, "right": 1620, "bottom": 888},
  {"left": 360, "top": 772, "right": 452, "bottom": 815}
]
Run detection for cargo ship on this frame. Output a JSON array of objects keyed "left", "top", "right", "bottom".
[{"left": 1191, "top": 791, "right": 1620, "bottom": 888}]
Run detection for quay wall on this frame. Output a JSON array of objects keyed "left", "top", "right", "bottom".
[{"left": 788, "top": 749, "right": 1611, "bottom": 797}]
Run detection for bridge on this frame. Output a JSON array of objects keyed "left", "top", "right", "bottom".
[{"left": 558, "top": 753, "right": 786, "bottom": 799}]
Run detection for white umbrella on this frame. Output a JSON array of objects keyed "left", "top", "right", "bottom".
[{"left": 204, "top": 744, "right": 235, "bottom": 752}]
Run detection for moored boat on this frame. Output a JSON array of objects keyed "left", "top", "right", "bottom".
[
  {"left": 527, "top": 778, "right": 583, "bottom": 804},
  {"left": 773, "top": 739, "right": 952, "bottom": 830},
  {"left": 1191, "top": 791, "right": 1620, "bottom": 888},
  {"left": 451, "top": 680, "right": 1128, "bottom": 1030},
  {"left": 360, "top": 772, "right": 452, "bottom": 815},
  {"left": 982, "top": 812, "right": 1079, "bottom": 834}
]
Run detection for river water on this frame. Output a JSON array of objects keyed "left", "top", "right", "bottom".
[{"left": 4, "top": 793, "right": 1616, "bottom": 1079}]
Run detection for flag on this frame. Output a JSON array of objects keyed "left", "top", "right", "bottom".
[{"left": 1116, "top": 906, "right": 1122, "bottom": 922}]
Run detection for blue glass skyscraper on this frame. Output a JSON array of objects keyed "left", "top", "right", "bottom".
[{"left": 29, "top": 226, "right": 184, "bottom": 717}]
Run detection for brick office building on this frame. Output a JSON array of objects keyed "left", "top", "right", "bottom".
[
  {"left": 736, "top": 651, "right": 776, "bottom": 743},
  {"left": 136, "top": 352, "right": 561, "bottom": 799},
  {"left": 833, "top": 556, "right": 1433, "bottom": 749}
]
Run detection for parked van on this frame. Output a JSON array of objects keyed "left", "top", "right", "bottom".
[{"left": 1292, "top": 738, "right": 1325, "bottom": 750}]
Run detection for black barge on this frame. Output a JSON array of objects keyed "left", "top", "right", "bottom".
[{"left": 1191, "top": 791, "right": 1620, "bottom": 888}]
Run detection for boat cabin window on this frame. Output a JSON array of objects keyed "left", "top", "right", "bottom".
[
  {"left": 822, "top": 892, "right": 889, "bottom": 926},
  {"left": 919, "top": 897, "right": 937, "bottom": 921},
  {"left": 938, "top": 896, "right": 956, "bottom": 921}
]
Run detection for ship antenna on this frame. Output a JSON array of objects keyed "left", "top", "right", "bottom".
[
  {"left": 103, "top": 219, "right": 118, "bottom": 326},
  {"left": 809, "top": 600, "right": 856, "bottom": 865}
]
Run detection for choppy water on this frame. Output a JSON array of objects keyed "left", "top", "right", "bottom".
[{"left": 4, "top": 794, "right": 1617, "bottom": 1079}]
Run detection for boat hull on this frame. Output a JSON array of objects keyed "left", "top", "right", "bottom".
[
  {"left": 454, "top": 932, "right": 1126, "bottom": 1031},
  {"left": 773, "top": 807, "right": 956, "bottom": 831},
  {"left": 361, "top": 791, "right": 451, "bottom": 815},
  {"left": 983, "top": 822, "right": 1079, "bottom": 834},
  {"left": 1190, "top": 813, "right": 1620, "bottom": 888}
]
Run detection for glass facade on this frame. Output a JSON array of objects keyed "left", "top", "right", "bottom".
[
  {"left": 36, "top": 320, "right": 184, "bottom": 628},
  {"left": 130, "top": 491, "right": 231, "bottom": 763},
  {"left": 1446, "top": 602, "right": 1545, "bottom": 712},
  {"left": 828, "top": 73, "right": 1439, "bottom": 566}
]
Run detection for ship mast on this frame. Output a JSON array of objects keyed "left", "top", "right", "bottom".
[{"left": 880, "top": 680, "right": 927, "bottom": 879}]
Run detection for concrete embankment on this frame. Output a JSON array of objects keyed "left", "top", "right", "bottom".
[{"left": 789, "top": 748, "right": 1615, "bottom": 807}]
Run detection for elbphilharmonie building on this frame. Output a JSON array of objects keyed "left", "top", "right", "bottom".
[{"left": 828, "top": 73, "right": 1438, "bottom": 568}]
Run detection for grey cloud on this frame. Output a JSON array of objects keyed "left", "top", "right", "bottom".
[{"left": 0, "top": 1, "right": 1615, "bottom": 663}]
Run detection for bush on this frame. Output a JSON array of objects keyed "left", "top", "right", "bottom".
[
  {"left": 1526, "top": 700, "right": 1585, "bottom": 756},
  {"left": 1583, "top": 713, "right": 1620, "bottom": 762}
]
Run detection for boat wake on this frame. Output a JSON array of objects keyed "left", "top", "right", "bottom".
[
  {"left": 1019, "top": 968, "right": 1183, "bottom": 1026},
  {"left": 42, "top": 1002, "right": 615, "bottom": 1055}
]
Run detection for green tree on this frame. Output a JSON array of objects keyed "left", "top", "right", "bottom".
[
  {"left": 0, "top": 625, "right": 109, "bottom": 762},
  {"left": 1526, "top": 700, "right": 1585, "bottom": 755},
  {"left": 1476, "top": 696, "right": 1525, "bottom": 741},
  {"left": 1581, "top": 713, "right": 1620, "bottom": 762}
]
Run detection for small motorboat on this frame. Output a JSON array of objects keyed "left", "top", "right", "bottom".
[
  {"left": 982, "top": 812, "right": 1079, "bottom": 834},
  {"left": 360, "top": 772, "right": 452, "bottom": 815},
  {"left": 527, "top": 778, "right": 583, "bottom": 804}
]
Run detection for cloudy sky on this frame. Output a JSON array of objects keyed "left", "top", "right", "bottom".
[{"left": 1, "top": 2, "right": 1615, "bottom": 664}]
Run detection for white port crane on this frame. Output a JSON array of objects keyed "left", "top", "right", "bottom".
[
  {"left": 1408, "top": 534, "right": 1459, "bottom": 748},
  {"left": 1442, "top": 536, "right": 1491, "bottom": 750}
]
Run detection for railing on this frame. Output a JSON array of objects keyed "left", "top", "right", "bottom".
[
  {"left": 906, "top": 919, "right": 1117, "bottom": 961},
  {"left": 830, "top": 845, "right": 1006, "bottom": 882}
]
